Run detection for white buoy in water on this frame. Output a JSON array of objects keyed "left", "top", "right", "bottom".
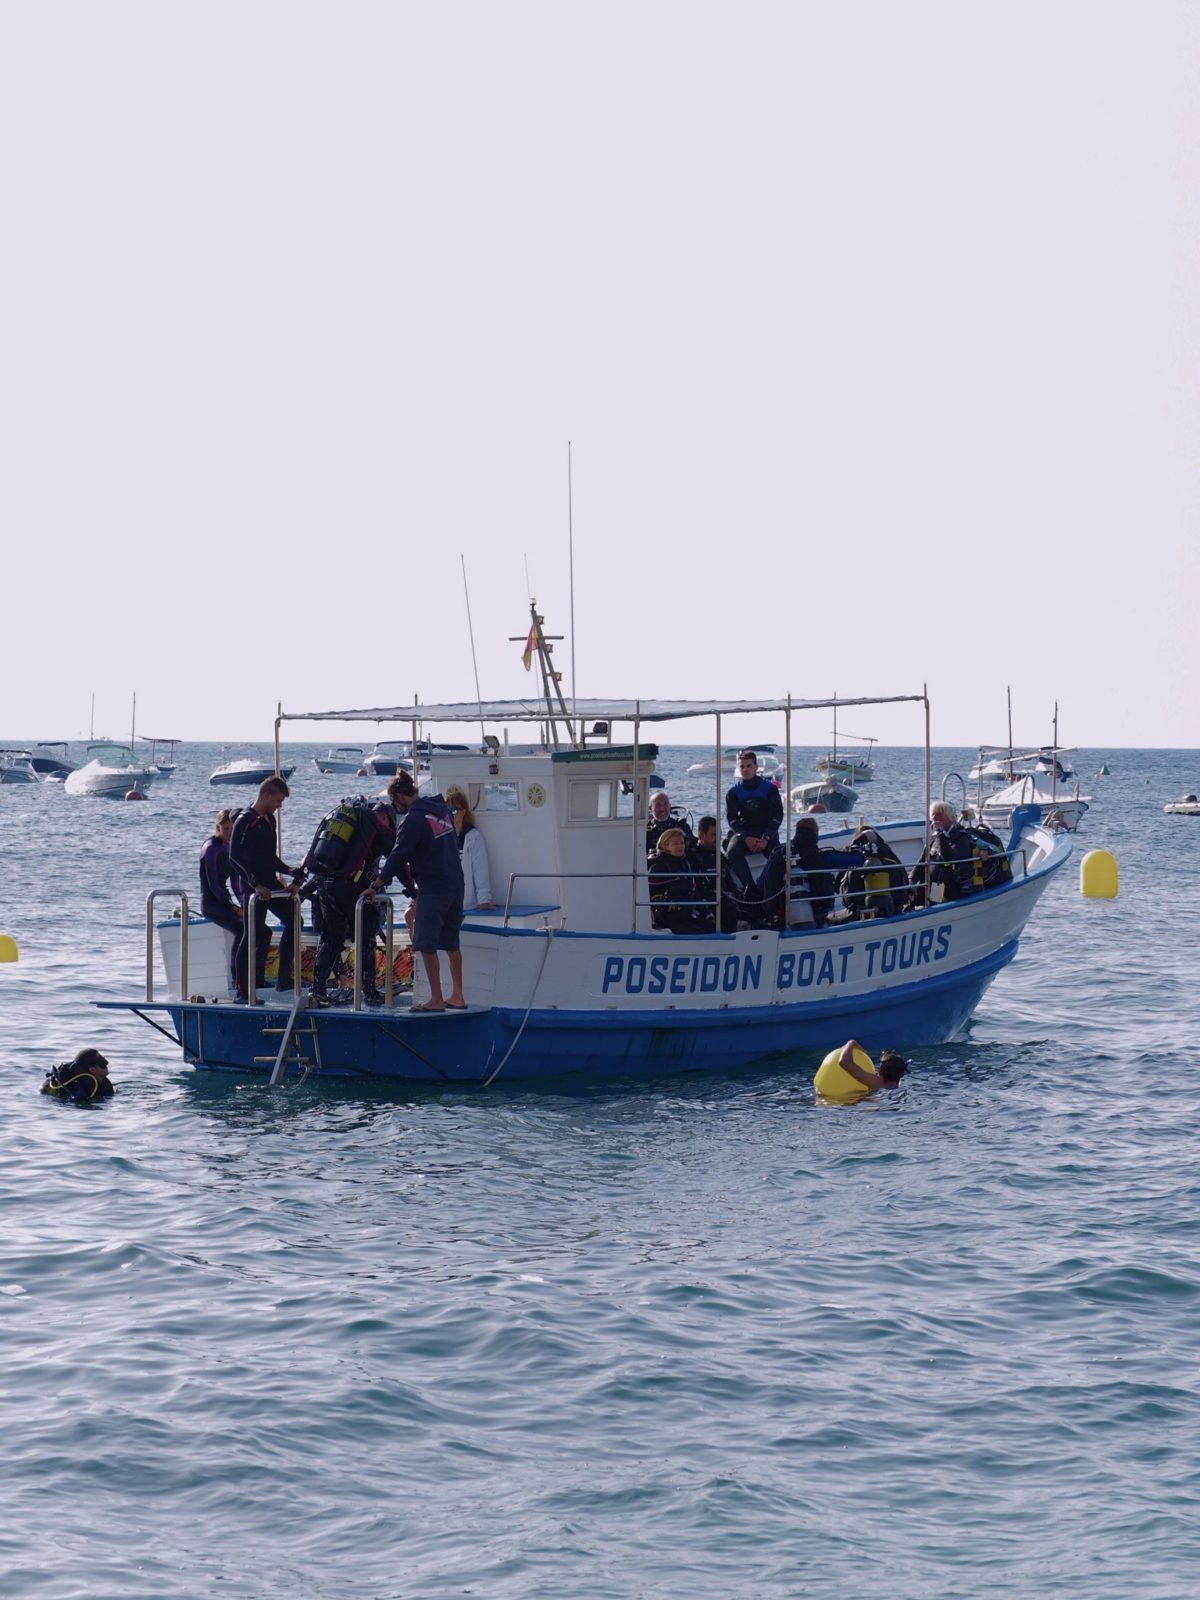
[{"left": 1080, "top": 849, "right": 1118, "bottom": 899}]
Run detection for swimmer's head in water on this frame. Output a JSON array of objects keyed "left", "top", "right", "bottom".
[
  {"left": 878, "top": 1050, "right": 908, "bottom": 1084},
  {"left": 73, "top": 1048, "right": 109, "bottom": 1074}
]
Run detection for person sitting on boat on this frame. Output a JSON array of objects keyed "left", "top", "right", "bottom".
[
  {"left": 42, "top": 1048, "right": 115, "bottom": 1104},
  {"left": 758, "top": 815, "right": 862, "bottom": 928},
  {"left": 814, "top": 1040, "right": 908, "bottom": 1104},
  {"left": 686, "top": 816, "right": 733, "bottom": 927},
  {"left": 649, "top": 829, "right": 715, "bottom": 934},
  {"left": 646, "top": 791, "right": 695, "bottom": 860},
  {"left": 199, "top": 807, "right": 244, "bottom": 989},
  {"left": 908, "top": 800, "right": 977, "bottom": 906},
  {"left": 229, "top": 777, "right": 303, "bottom": 1000},
  {"left": 724, "top": 750, "right": 783, "bottom": 899},
  {"left": 445, "top": 787, "right": 497, "bottom": 913},
  {"left": 838, "top": 827, "right": 908, "bottom": 920},
  {"left": 302, "top": 790, "right": 399, "bottom": 1008}
]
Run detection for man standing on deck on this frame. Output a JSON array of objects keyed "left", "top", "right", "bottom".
[
  {"left": 371, "top": 771, "right": 466, "bottom": 1012},
  {"left": 229, "top": 776, "right": 302, "bottom": 1000}
]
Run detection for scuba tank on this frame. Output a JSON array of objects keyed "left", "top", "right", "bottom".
[{"left": 308, "top": 797, "right": 379, "bottom": 878}]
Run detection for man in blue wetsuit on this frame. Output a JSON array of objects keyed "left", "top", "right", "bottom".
[
  {"left": 724, "top": 749, "right": 784, "bottom": 912},
  {"left": 372, "top": 771, "right": 466, "bottom": 1012}
]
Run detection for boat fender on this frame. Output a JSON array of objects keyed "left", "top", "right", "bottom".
[{"left": 814, "top": 1044, "right": 875, "bottom": 1105}]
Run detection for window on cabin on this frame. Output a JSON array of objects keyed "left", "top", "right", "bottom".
[
  {"left": 482, "top": 781, "right": 521, "bottom": 812},
  {"left": 567, "top": 779, "right": 621, "bottom": 821}
]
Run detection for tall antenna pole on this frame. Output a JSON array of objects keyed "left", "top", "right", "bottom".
[
  {"left": 460, "top": 554, "right": 486, "bottom": 745},
  {"left": 567, "top": 441, "right": 577, "bottom": 737},
  {"left": 131, "top": 691, "right": 136, "bottom": 748}
]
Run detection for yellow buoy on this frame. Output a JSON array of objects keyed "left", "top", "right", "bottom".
[
  {"left": 814, "top": 1043, "right": 875, "bottom": 1104},
  {"left": 0, "top": 934, "right": 18, "bottom": 962},
  {"left": 1080, "top": 849, "right": 1118, "bottom": 899}
]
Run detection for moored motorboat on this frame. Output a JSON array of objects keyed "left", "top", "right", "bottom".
[
  {"left": 0, "top": 749, "right": 40, "bottom": 784},
  {"left": 790, "top": 777, "right": 858, "bottom": 814},
  {"left": 979, "top": 772, "right": 1090, "bottom": 833},
  {"left": 210, "top": 755, "right": 298, "bottom": 786},
  {"left": 64, "top": 743, "right": 158, "bottom": 798},
  {"left": 313, "top": 745, "right": 366, "bottom": 774},
  {"left": 101, "top": 607, "right": 1071, "bottom": 1088},
  {"left": 1164, "top": 793, "right": 1200, "bottom": 816},
  {"left": 29, "top": 742, "right": 75, "bottom": 779}
]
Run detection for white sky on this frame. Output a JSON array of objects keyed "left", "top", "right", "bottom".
[{"left": 3, "top": 2, "right": 1196, "bottom": 749}]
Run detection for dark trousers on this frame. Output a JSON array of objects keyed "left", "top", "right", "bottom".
[
  {"left": 314, "top": 879, "right": 381, "bottom": 995},
  {"left": 201, "top": 894, "right": 243, "bottom": 986},
  {"left": 234, "top": 892, "right": 300, "bottom": 994}
]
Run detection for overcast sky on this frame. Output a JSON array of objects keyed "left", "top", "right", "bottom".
[{"left": 3, "top": 2, "right": 1195, "bottom": 750}]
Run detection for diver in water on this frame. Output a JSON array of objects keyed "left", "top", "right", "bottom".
[{"left": 42, "top": 1049, "right": 115, "bottom": 1104}]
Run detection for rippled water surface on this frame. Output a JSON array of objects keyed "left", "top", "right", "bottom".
[{"left": 3, "top": 743, "right": 1199, "bottom": 1597}]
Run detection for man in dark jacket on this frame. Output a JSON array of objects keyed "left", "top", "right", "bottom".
[
  {"left": 909, "top": 800, "right": 977, "bottom": 904},
  {"left": 758, "top": 815, "right": 863, "bottom": 927},
  {"left": 724, "top": 750, "right": 784, "bottom": 905},
  {"left": 373, "top": 772, "right": 466, "bottom": 1012},
  {"left": 229, "top": 776, "right": 301, "bottom": 999}
]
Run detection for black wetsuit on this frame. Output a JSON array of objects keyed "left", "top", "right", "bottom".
[
  {"left": 308, "top": 806, "right": 396, "bottom": 999},
  {"left": 199, "top": 834, "right": 242, "bottom": 983},
  {"left": 42, "top": 1065, "right": 114, "bottom": 1104},
  {"left": 230, "top": 808, "right": 300, "bottom": 994}
]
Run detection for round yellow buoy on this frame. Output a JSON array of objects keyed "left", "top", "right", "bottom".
[
  {"left": 1080, "top": 849, "right": 1118, "bottom": 899},
  {"left": 0, "top": 934, "right": 18, "bottom": 962},
  {"left": 814, "top": 1043, "right": 875, "bottom": 1104}
]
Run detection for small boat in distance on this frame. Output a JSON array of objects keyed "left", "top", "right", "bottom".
[
  {"left": 64, "top": 743, "right": 158, "bottom": 798},
  {"left": 979, "top": 772, "right": 1091, "bottom": 834},
  {"left": 0, "top": 749, "right": 40, "bottom": 784},
  {"left": 790, "top": 777, "right": 858, "bottom": 814},
  {"left": 313, "top": 745, "right": 367, "bottom": 774},
  {"left": 29, "top": 742, "right": 75, "bottom": 779},
  {"left": 209, "top": 754, "right": 298, "bottom": 786},
  {"left": 1164, "top": 793, "right": 1200, "bottom": 816},
  {"left": 141, "top": 737, "right": 182, "bottom": 777}
]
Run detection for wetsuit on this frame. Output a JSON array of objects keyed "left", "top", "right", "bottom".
[
  {"left": 759, "top": 836, "right": 862, "bottom": 927},
  {"left": 646, "top": 812, "right": 696, "bottom": 861},
  {"left": 308, "top": 805, "right": 396, "bottom": 1001},
  {"left": 910, "top": 823, "right": 977, "bottom": 904},
  {"left": 724, "top": 776, "right": 783, "bottom": 898},
  {"left": 230, "top": 808, "right": 300, "bottom": 995},
  {"left": 42, "top": 1064, "right": 115, "bottom": 1104},
  {"left": 649, "top": 851, "right": 715, "bottom": 934},
  {"left": 199, "top": 834, "right": 242, "bottom": 984}
]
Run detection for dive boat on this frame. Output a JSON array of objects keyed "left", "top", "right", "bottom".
[
  {"left": 209, "top": 755, "right": 298, "bottom": 786},
  {"left": 64, "top": 743, "right": 158, "bottom": 798},
  {"left": 313, "top": 745, "right": 367, "bottom": 774},
  {"left": 1164, "top": 794, "right": 1200, "bottom": 816},
  {"left": 101, "top": 607, "right": 1072, "bottom": 1088},
  {"left": 0, "top": 749, "right": 40, "bottom": 784}
]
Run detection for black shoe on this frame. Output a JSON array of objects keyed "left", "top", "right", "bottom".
[
  {"left": 309, "top": 991, "right": 331, "bottom": 1009},
  {"left": 362, "top": 991, "right": 384, "bottom": 1008}
]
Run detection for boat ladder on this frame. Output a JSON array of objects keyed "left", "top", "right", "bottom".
[{"left": 256, "top": 993, "right": 322, "bottom": 1086}]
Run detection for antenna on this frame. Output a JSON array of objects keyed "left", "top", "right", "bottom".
[
  {"left": 567, "top": 441, "right": 577, "bottom": 729},
  {"left": 523, "top": 552, "right": 532, "bottom": 602},
  {"left": 460, "top": 554, "right": 486, "bottom": 745},
  {"left": 131, "top": 691, "right": 136, "bottom": 747}
]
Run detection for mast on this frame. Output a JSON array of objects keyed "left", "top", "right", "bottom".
[{"left": 509, "top": 601, "right": 575, "bottom": 749}]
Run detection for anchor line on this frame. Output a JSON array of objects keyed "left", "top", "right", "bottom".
[{"left": 482, "top": 928, "right": 555, "bottom": 1088}]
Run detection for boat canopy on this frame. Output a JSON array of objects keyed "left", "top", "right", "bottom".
[{"left": 281, "top": 693, "right": 925, "bottom": 727}]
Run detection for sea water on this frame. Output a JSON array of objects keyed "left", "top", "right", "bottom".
[{"left": 2, "top": 744, "right": 1199, "bottom": 1598}]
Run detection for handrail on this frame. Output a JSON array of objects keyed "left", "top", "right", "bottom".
[
  {"left": 246, "top": 887, "right": 302, "bottom": 1002},
  {"left": 146, "top": 889, "right": 189, "bottom": 1001},
  {"left": 354, "top": 892, "right": 395, "bottom": 1011}
]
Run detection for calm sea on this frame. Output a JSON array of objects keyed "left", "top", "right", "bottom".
[{"left": 2, "top": 742, "right": 1199, "bottom": 1598}]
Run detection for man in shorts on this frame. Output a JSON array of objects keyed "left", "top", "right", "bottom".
[{"left": 372, "top": 771, "right": 466, "bottom": 1012}]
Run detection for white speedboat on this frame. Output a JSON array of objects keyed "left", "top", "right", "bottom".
[
  {"left": 0, "top": 749, "right": 40, "bottom": 784},
  {"left": 979, "top": 772, "right": 1090, "bottom": 833},
  {"left": 1164, "top": 793, "right": 1200, "bottom": 816},
  {"left": 686, "top": 745, "right": 783, "bottom": 782},
  {"left": 210, "top": 755, "right": 298, "bottom": 786},
  {"left": 313, "top": 746, "right": 367, "bottom": 774},
  {"left": 64, "top": 743, "right": 158, "bottom": 798},
  {"left": 790, "top": 778, "right": 858, "bottom": 814}
]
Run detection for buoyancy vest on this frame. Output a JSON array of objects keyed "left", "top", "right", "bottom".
[
  {"left": 42, "top": 1064, "right": 115, "bottom": 1103},
  {"left": 308, "top": 798, "right": 393, "bottom": 880}
]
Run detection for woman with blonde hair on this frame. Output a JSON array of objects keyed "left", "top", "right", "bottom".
[{"left": 444, "top": 787, "right": 496, "bottom": 912}]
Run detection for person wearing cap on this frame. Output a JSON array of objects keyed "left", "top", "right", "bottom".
[
  {"left": 814, "top": 1039, "right": 908, "bottom": 1104},
  {"left": 909, "top": 800, "right": 977, "bottom": 906},
  {"left": 42, "top": 1049, "right": 114, "bottom": 1104}
]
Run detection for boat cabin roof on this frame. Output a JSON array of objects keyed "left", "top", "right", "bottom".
[{"left": 284, "top": 692, "right": 924, "bottom": 727}]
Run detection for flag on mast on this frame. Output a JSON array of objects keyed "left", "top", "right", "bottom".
[{"left": 521, "top": 624, "right": 536, "bottom": 671}]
